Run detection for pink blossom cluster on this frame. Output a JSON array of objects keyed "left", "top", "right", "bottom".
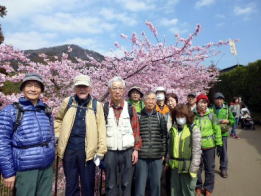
[{"left": 1, "top": 22, "right": 229, "bottom": 111}]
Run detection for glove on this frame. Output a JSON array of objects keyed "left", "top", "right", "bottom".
[
  {"left": 93, "top": 154, "right": 103, "bottom": 167},
  {"left": 216, "top": 145, "right": 222, "bottom": 157}
]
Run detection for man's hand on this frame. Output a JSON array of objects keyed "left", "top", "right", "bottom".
[
  {"left": 132, "top": 150, "right": 138, "bottom": 165},
  {"left": 220, "top": 119, "right": 229, "bottom": 124},
  {"left": 3, "top": 176, "right": 16, "bottom": 189}
]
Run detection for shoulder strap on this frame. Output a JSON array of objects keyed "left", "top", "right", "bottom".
[
  {"left": 127, "top": 102, "right": 133, "bottom": 120},
  {"left": 92, "top": 98, "right": 97, "bottom": 116},
  {"left": 103, "top": 102, "right": 110, "bottom": 124},
  {"left": 12, "top": 102, "right": 24, "bottom": 132},
  {"left": 208, "top": 112, "right": 214, "bottom": 122},
  {"left": 189, "top": 123, "right": 195, "bottom": 133},
  {"left": 64, "top": 96, "right": 74, "bottom": 115}
]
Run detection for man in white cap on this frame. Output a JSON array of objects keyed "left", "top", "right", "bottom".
[{"left": 55, "top": 74, "right": 107, "bottom": 196}]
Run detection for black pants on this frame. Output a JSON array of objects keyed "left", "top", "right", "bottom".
[
  {"left": 219, "top": 136, "right": 228, "bottom": 170},
  {"left": 63, "top": 149, "right": 95, "bottom": 196},
  {"left": 196, "top": 148, "right": 215, "bottom": 193},
  {"left": 104, "top": 148, "right": 133, "bottom": 196}
]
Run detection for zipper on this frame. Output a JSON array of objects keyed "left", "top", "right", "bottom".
[
  {"left": 148, "top": 116, "right": 152, "bottom": 155},
  {"left": 35, "top": 111, "right": 43, "bottom": 145}
]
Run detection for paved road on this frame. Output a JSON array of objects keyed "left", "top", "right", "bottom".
[{"left": 214, "top": 126, "right": 261, "bottom": 196}]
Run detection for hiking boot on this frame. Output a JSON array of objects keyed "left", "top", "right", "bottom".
[
  {"left": 221, "top": 169, "right": 228, "bottom": 178},
  {"left": 205, "top": 191, "right": 212, "bottom": 196},
  {"left": 195, "top": 188, "right": 202, "bottom": 196}
]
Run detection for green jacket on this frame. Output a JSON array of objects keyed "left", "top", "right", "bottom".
[
  {"left": 168, "top": 124, "right": 201, "bottom": 174},
  {"left": 210, "top": 104, "right": 235, "bottom": 137},
  {"left": 128, "top": 99, "right": 145, "bottom": 114},
  {"left": 194, "top": 109, "right": 222, "bottom": 149}
]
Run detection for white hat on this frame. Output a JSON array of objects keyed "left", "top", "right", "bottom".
[
  {"left": 74, "top": 75, "right": 91, "bottom": 87},
  {"left": 155, "top": 86, "right": 166, "bottom": 93}
]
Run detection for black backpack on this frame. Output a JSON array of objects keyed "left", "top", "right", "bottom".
[
  {"left": 64, "top": 96, "right": 97, "bottom": 117},
  {"left": 103, "top": 101, "right": 133, "bottom": 124},
  {"left": 12, "top": 102, "right": 52, "bottom": 132}
]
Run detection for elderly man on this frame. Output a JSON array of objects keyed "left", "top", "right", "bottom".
[
  {"left": 0, "top": 73, "right": 55, "bottom": 196},
  {"left": 211, "top": 92, "right": 235, "bottom": 178},
  {"left": 134, "top": 92, "right": 167, "bottom": 196},
  {"left": 55, "top": 74, "right": 107, "bottom": 196},
  {"left": 103, "top": 76, "right": 142, "bottom": 196}
]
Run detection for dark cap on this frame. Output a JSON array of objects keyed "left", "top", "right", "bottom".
[
  {"left": 128, "top": 86, "right": 143, "bottom": 98},
  {"left": 187, "top": 93, "right": 196, "bottom": 98},
  {"left": 20, "top": 73, "right": 44, "bottom": 92},
  {"left": 214, "top": 92, "right": 225, "bottom": 99}
]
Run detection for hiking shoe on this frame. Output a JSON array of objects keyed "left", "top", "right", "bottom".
[
  {"left": 221, "top": 170, "right": 228, "bottom": 178},
  {"left": 233, "top": 135, "right": 240, "bottom": 139}
]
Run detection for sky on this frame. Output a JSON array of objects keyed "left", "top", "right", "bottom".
[{"left": 0, "top": 0, "right": 260, "bottom": 69}]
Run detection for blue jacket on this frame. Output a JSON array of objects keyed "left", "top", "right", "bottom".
[{"left": 0, "top": 97, "right": 55, "bottom": 178}]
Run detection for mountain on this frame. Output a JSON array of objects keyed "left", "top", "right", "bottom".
[{"left": 24, "top": 44, "right": 104, "bottom": 62}]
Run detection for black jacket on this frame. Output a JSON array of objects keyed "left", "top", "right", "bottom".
[{"left": 138, "top": 109, "right": 167, "bottom": 159}]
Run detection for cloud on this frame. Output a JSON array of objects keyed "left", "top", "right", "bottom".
[
  {"left": 4, "top": 31, "right": 57, "bottom": 50},
  {"left": 101, "top": 48, "right": 125, "bottom": 57},
  {"left": 3, "top": 0, "right": 82, "bottom": 20},
  {"left": 234, "top": 3, "right": 255, "bottom": 15},
  {"left": 160, "top": 18, "right": 179, "bottom": 26},
  {"left": 117, "top": 0, "right": 155, "bottom": 12},
  {"left": 33, "top": 13, "right": 115, "bottom": 34},
  {"left": 63, "top": 38, "right": 98, "bottom": 49},
  {"left": 169, "top": 26, "right": 188, "bottom": 35},
  {"left": 159, "top": 18, "right": 188, "bottom": 35},
  {"left": 195, "top": 0, "right": 215, "bottom": 8},
  {"left": 216, "top": 14, "right": 225, "bottom": 19},
  {"left": 99, "top": 8, "right": 137, "bottom": 26}
]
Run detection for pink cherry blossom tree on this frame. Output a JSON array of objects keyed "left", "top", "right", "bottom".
[
  {"left": 1, "top": 22, "right": 229, "bottom": 108},
  {"left": 0, "top": 22, "right": 232, "bottom": 195}
]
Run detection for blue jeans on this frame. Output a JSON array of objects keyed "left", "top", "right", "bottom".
[
  {"left": 196, "top": 148, "right": 215, "bottom": 192},
  {"left": 63, "top": 149, "right": 95, "bottom": 196},
  {"left": 231, "top": 117, "right": 239, "bottom": 135},
  {"left": 104, "top": 148, "right": 133, "bottom": 196},
  {"left": 219, "top": 136, "right": 228, "bottom": 170},
  {"left": 135, "top": 158, "right": 163, "bottom": 196}
]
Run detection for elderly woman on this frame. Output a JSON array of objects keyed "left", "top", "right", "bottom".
[{"left": 168, "top": 104, "right": 201, "bottom": 196}]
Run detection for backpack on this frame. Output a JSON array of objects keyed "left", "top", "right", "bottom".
[
  {"left": 12, "top": 102, "right": 52, "bottom": 132},
  {"left": 103, "top": 101, "right": 133, "bottom": 124},
  {"left": 64, "top": 96, "right": 97, "bottom": 117}
]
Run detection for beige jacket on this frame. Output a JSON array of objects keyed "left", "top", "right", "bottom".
[{"left": 54, "top": 96, "right": 107, "bottom": 161}]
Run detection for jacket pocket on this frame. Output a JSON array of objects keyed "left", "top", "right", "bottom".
[
  {"left": 122, "top": 133, "right": 134, "bottom": 149},
  {"left": 106, "top": 126, "right": 114, "bottom": 148}
]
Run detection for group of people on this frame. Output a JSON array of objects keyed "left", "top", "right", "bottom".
[{"left": 0, "top": 73, "right": 241, "bottom": 196}]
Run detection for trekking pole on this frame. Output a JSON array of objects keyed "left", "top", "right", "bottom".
[{"left": 54, "top": 155, "right": 59, "bottom": 196}]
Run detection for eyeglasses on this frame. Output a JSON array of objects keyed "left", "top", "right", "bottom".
[{"left": 111, "top": 87, "right": 124, "bottom": 91}]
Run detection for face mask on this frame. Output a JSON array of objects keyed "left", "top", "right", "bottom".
[
  {"left": 176, "top": 117, "right": 186, "bottom": 126},
  {"left": 156, "top": 93, "right": 165, "bottom": 101}
]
